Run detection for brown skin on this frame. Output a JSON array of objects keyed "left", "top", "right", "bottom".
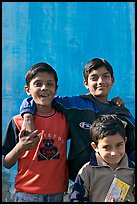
[
  {"left": 91, "top": 134, "right": 127, "bottom": 170},
  {"left": 84, "top": 66, "right": 114, "bottom": 103},
  {"left": 22, "top": 72, "right": 58, "bottom": 133},
  {"left": 3, "top": 128, "right": 39, "bottom": 169}
]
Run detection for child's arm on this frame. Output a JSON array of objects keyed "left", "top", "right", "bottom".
[
  {"left": 20, "top": 96, "right": 125, "bottom": 132},
  {"left": 3, "top": 128, "right": 39, "bottom": 169},
  {"left": 20, "top": 96, "right": 125, "bottom": 117},
  {"left": 22, "top": 113, "right": 35, "bottom": 133},
  {"left": 20, "top": 97, "right": 36, "bottom": 132}
]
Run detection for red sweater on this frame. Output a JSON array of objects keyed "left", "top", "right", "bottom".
[{"left": 5, "top": 110, "right": 69, "bottom": 194}]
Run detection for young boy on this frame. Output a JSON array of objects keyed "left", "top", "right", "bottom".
[
  {"left": 2, "top": 62, "right": 69, "bottom": 202},
  {"left": 20, "top": 58, "right": 135, "bottom": 182},
  {"left": 70, "top": 115, "right": 135, "bottom": 202}
]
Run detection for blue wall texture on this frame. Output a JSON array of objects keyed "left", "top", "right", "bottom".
[{"left": 2, "top": 2, "right": 135, "bottom": 201}]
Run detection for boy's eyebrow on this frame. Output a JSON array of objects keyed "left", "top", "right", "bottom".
[
  {"left": 34, "top": 79, "right": 55, "bottom": 82},
  {"left": 90, "top": 72, "right": 110, "bottom": 76},
  {"left": 116, "top": 141, "right": 125, "bottom": 144},
  {"left": 102, "top": 141, "right": 124, "bottom": 147},
  {"left": 102, "top": 144, "right": 110, "bottom": 147}
]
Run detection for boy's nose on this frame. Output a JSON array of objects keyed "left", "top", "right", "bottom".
[
  {"left": 110, "top": 151, "right": 116, "bottom": 156},
  {"left": 41, "top": 84, "right": 47, "bottom": 90},
  {"left": 98, "top": 77, "right": 103, "bottom": 83}
]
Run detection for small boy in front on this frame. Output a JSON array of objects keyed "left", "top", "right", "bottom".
[
  {"left": 70, "top": 115, "right": 135, "bottom": 202},
  {"left": 2, "top": 62, "right": 69, "bottom": 202}
]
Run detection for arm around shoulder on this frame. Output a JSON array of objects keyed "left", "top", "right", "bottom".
[
  {"left": 20, "top": 97, "right": 37, "bottom": 117},
  {"left": 20, "top": 97, "right": 36, "bottom": 132}
]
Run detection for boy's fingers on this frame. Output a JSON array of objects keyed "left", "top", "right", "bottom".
[
  {"left": 111, "top": 97, "right": 125, "bottom": 106},
  {"left": 19, "top": 128, "right": 26, "bottom": 138},
  {"left": 19, "top": 129, "right": 39, "bottom": 138},
  {"left": 24, "top": 130, "right": 30, "bottom": 136},
  {"left": 116, "top": 100, "right": 125, "bottom": 106},
  {"left": 28, "top": 130, "right": 39, "bottom": 138}
]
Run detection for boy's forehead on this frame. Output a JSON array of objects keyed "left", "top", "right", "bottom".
[
  {"left": 98, "top": 134, "right": 125, "bottom": 144},
  {"left": 31, "top": 72, "right": 56, "bottom": 82},
  {"left": 89, "top": 66, "right": 110, "bottom": 74},
  {"left": 32, "top": 71, "right": 54, "bottom": 78}
]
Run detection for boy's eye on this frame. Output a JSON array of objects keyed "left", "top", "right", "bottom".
[
  {"left": 33, "top": 81, "right": 55, "bottom": 87},
  {"left": 117, "top": 142, "right": 124, "bottom": 147},
  {"left": 90, "top": 75, "right": 98, "bottom": 81},
  {"left": 47, "top": 82, "right": 54, "bottom": 87},
  {"left": 104, "top": 74, "right": 111, "bottom": 78},
  {"left": 34, "top": 82, "right": 42, "bottom": 86},
  {"left": 103, "top": 145, "right": 110, "bottom": 150}
]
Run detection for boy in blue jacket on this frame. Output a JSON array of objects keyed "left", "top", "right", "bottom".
[{"left": 20, "top": 58, "right": 135, "bottom": 182}]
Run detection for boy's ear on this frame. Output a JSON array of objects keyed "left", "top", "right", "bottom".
[
  {"left": 112, "top": 77, "right": 114, "bottom": 84},
  {"left": 84, "top": 80, "right": 89, "bottom": 89},
  {"left": 24, "top": 85, "right": 31, "bottom": 96},
  {"left": 124, "top": 137, "right": 127, "bottom": 144},
  {"left": 55, "top": 85, "right": 58, "bottom": 93},
  {"left": 91, "top": 142, "right": 98, "bottom": 152}
]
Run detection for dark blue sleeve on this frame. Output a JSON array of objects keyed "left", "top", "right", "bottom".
[
  {"left": 2, "top": 119, "right": 19, "bottom": 155},
  {"left": 70, "top": 174, "right": 89, "bottom": 202},
  {"left": 20, "top": 97, "right": 37, "bottom": 117},
  {"left": 128, "top": 151, "right": 135, "bottom": 163}
]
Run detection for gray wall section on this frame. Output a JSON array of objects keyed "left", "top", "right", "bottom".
[{"left": 2, "top": 2, "right": 135, "bottom": 201}]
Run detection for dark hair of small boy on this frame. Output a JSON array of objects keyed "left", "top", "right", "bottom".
[
  {"left": 90, "top": 115, "right": 126, "bottom": 145},
  {"left": 25, "top": 62, "right": 58, "bottom": 87},
  {"left": 83, "top": 58, "right": 114, "bottom": 83}
]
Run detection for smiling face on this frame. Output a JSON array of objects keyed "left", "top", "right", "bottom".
[
  {"left": 25, "top": 72, "right": 58, "bottom": 113},
  {"left": 84, "top": 66, "right": 114, "bottom": 103},
  {"left": 91, "top": 134, "right": 127, "bottom": 169}
]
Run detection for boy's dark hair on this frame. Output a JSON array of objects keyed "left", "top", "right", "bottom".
[
  {"left": 83, "top": 58, "right": 114, "bottom": 83},
  {"left": 90, "top": 115, "right": 126, "bottom": 145},
  {"left": 26, "top": 62, "right": 58, "bottom": 87}
]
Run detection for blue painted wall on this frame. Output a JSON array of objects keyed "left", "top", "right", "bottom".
[{"left": 2, "top": 2, "right": 135, "bottom": 201}]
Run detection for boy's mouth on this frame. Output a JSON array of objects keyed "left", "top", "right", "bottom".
[
  {"left": 97, "top": 85, "right": 106, "bottom": 89},
  {"left": 40, "top": 94, "right": 49, "bottom": 98}
]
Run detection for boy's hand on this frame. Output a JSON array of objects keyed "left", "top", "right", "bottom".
[
  {"left": 18, "top": 128, "right": 40, "bottom": 151},
  {"left": 22, "top": 113, "right": 35, "bottom": 133},
  {"left": 111, "top": 96, "right": 125, "bottom": 106},
  {"left": 2, "top": 128, "right": 40, "bottom": 169}
]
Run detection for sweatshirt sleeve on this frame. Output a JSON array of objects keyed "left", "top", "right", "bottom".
[
  {"left": 70, "top": 174, "right": 89, "bottom": 202},
  {"left": 2, "top": 119, "right": 19, "bottom": 155},
  {"left": 20, "top": 97, "right": 37, "bottom": 117}
]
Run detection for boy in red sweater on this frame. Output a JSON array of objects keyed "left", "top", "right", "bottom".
[{"left": 2, "top": 62, "right": 69, "bottom": 202}]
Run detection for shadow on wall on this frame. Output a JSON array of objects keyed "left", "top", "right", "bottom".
[{"left": 2, "top": 171, "right": 15, "bottom": 202}]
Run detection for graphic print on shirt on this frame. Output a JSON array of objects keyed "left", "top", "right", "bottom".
[
  {"left": 37, "top": 130, "right": 65, "bottom": 161},
  {"left": 37, "top": 138, "right": 60, "bottom": 161},
  {"left": 79, "top": 122, "right": 91, "bottom": 129}
]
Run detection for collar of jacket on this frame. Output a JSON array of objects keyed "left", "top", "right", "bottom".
[
  {"left": 80, "top": 94, "right": 134, "bottom": 126},
  {"left": 89, "top": 151, "right": 135, "bottom": 169}
]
